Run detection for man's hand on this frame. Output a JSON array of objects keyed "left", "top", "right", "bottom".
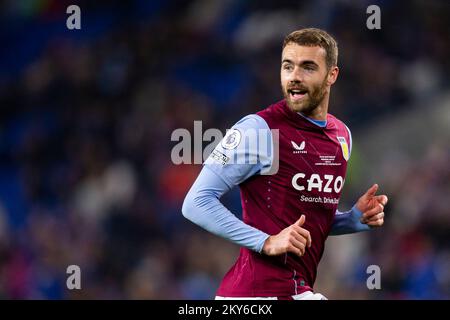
[
  {"left": 356, "top": 184, "right": 388, "bottom": 227},
  {"left": 262, "top": 215, "right": 312, "bottom": 257}
]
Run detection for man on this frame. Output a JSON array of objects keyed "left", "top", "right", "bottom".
[{"left": 182, "top": 28, "right": 388, "bottom": 300}]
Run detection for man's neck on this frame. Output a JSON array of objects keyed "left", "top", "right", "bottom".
[{"left": 301, "top": 99, "right": 329, "bottom": 121}]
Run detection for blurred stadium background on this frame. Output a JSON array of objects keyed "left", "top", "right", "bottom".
[{"left": 0, "top": 0, "right": 449, "bottom": 299}]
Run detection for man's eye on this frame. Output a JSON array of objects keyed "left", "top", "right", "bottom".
[
  {"left": 304, "top": 65, "right": 316, "bottom": 71},
  {"left": 283, "top": 65, "right": 293, "bottom": 71}
]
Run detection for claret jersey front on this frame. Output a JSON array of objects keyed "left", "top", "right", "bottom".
[{"left": 205, "top": 99, "right": 352, "bottom": 297}]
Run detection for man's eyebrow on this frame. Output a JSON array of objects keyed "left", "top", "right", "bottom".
[
  {"left": 281, "top": 59, "right": 319, "bottom": 67},
  {"left": 281, "top": 59, "right": 293, "bottom": 64}
]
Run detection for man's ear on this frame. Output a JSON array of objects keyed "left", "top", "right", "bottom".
[{"left": 327, "top": 66, "right": 339, "bottom": 86}]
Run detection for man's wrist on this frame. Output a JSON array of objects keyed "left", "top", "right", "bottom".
[
  {"left": 351, "top": 205, "right": 371, "bottom": 231},
  {"left": 258, "top": 234, "right": 271, "bottom": 254}
]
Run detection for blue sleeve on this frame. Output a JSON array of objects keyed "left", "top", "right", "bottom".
[
  {"left": 329, "top": 206, "right": 371, "bottom": 236},
  {"left": 182, "top": 114, "right": 274, "bottom": 253},
  {"left": 182, "top": 166, "right": 270, "bottom": 252}
]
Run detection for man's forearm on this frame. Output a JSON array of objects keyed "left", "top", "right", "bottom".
[
  {"left": 182, "top": 166, "right": 270, "bottom": 253},
  {"left": 329, "top": 205, "right": 371, "bottom": 236}
]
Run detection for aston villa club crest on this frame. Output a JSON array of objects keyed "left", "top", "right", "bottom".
[{"left": 337, "top": 136, "right": 349, "bottom": 161}]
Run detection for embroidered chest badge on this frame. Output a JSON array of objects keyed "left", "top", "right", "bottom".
[{"left": 337, "top": 136, "right": 349, "bottom": 161}]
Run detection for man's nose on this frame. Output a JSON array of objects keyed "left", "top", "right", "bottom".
[{"left": 289, "top": 67, "right": 303, "bottom": 82}]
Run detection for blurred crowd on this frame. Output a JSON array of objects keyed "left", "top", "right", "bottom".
[{"left": 0, "top": 0, "right": 449, "bottom": 299}]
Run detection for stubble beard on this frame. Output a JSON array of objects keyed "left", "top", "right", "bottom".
[{"left": 283, "top": 77, "right": 328, "bottom": 115}]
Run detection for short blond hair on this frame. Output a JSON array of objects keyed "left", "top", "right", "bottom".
[{"left": 283, "top": 28, "right": 338, "bottom": 69}]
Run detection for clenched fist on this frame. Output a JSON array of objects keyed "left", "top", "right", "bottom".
[{"left": 262, "top": 215, "right": 312, "bottom": 257}]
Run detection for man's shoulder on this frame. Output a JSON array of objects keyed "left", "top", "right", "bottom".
[
  {"left": 255, "top": 100, "right": 284, "bottom": 124},
  {"left": 327, "top": 113, "right": 344, "bottom": 125},
  {"left": 233, "top": 100, "right": 283, "bottom": 130},
  {"left": 327, "top": 113, "right": 350, "bottom": 131},
  {"left": 234, "top": 114, "right": 270, "bottom": 131}
]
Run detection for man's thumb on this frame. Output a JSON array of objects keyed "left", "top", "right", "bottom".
[
  {"left": 366, "top": 184, "right": 379, "bottom": 197},
  {"left": 296, "top": 214, "right": 305, "bottom": 226}
]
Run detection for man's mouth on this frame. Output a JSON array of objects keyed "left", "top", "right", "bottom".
[{"left": 288, "top": 89, "right": 308, "bottom": 102}]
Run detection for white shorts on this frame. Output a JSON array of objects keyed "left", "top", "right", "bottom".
[{"left": 215, "top": 291, "right": 327, "bottom": 300}]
